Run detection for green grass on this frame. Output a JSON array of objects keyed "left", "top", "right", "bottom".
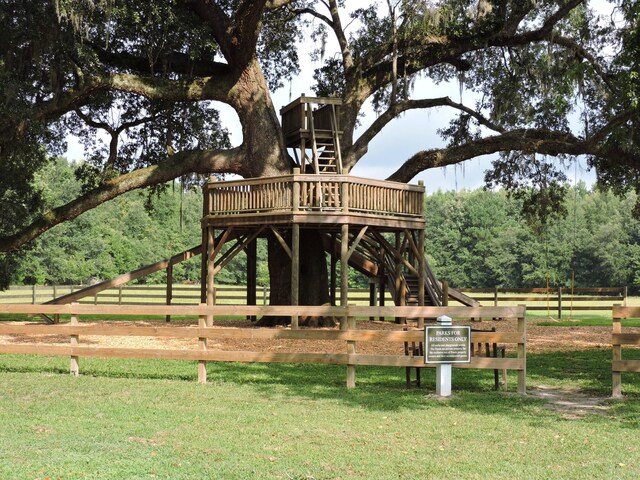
[{"left": 0, "top": 352, "right": 639, "bottom": 479}]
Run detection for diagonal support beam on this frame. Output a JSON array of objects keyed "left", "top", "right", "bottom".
[
  {"left": 269, "top": 226, "right": 292, "bottom": 259},
  {"left": 346, "top": 226, "right": 368, "bottom": 261},
  {"left": 214, "top": 227, "right": 266, "bottom": 275}
]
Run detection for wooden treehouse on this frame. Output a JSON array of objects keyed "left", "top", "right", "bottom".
[
  {"left": 200, "top": 96, "right": 477, "bottom": 327},
  {"left": 42, "top": 96, "right": 476, "bottom": 324}
]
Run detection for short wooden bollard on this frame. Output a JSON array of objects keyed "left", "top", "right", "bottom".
[
  {"left": 198, "top": 310, "right": 207, "bottom": 384},
  {"left": 70, "top": 313, "right": 79, "bottom": 377}
]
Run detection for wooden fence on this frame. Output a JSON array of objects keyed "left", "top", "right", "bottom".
[
  {"left": 1, "top": 285, "right": 627, "bottom": 316},
  {"left": 0, "top": 304, "right": 526, "bottom": 393},
  {"left": 612, "top": 305, "right": 640, "bottom": 397},
  {"left": 463, "top": 287, "right": 627, "bottom": 318},
  {"left": 0, "top": 284, "right": 389, "bottom": 307}
]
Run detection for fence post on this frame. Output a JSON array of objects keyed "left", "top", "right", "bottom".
[
  {"left": 32, "top": 284, "right": 36, "bottom": 305},
  {"left": 517, "top": 305, "right": 526, "bottom": 395},
  {"left": 166, "top": 264, "right": 173, "bottom": 323},
  {"left": 558, "top": 287, "right": 562, "bottom": 320},
  {"left": 623, "top": 286, "right": 628, "bottom": 307},
  {"left": 494, "top": 286, "right": 498, "bottom": 307},
  {"left": 70, "top": 304, "right": 79, "bottom": 377},
  {"left": 612, "top": 304, "right": 622, "bottom": 397},
  {"left": 198, "top": 304, "right": 208, "bottom": 384},
  {"left": 346, "top": 307, "right": 356, "bottom": 388},
  {"left": 118, "top": 286, "right": 123, "bottom": 305}
]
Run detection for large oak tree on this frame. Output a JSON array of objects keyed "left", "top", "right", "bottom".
[{"left": 1, "top": 0, "right": 638, "bottom": 295}]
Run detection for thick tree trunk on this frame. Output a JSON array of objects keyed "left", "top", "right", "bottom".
[
  {"left": 257, "top": 229, "right": 335, "bottom": 327},
  {"left": 228, "top": 61, "right": 336, "bottom": 326}
]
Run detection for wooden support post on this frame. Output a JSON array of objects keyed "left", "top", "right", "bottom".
[
  {"left": 612, "top": 305, "right": 622, "bottom": 397},
  {"left": 330, "top": 233, "right": 337, "bottom": 306},
  {"left": 198, "top": 307, "right": 207, "bottom": 384},
  {"left": 291, "top": 224, "right": 300, "bottom": 330},
  {"left": 340, "top": 224, "right": 349, "bottom": 308},
  {"left": 201, "top": 178, "right": 213, "bottom": 304},
  {"left": 247, "top": 239, "right": 257, "bottom": 321},
  {"left": 395, "top": 232, "right": 405, "bottom": 324},
  {"left": 206, "top": 226, "right": 216, "bottom": 327},
  {"left": 291, "top": 168, "right": 301, "bottom": 329},
  {"left": 340, "top": 224, "right": 352, "bottom": 386},
  {"left": 442, "top": 281, "right": 449, "bottom": 306},
  {"left": 417, "top": 228, "right": 425, "bottom": 328},
  {"left": 166, "top": 263, "right": 173, "bottom": 322},
  {"left": 118, "top": 286, "right": 123, "bottom": 305},
  {"left": 32, "top": 284, "right": 36, "bottom": 304},
  {"left": 341, "top": 177, "right": 349, "bottom": 213},
  {"left": 369, "top": 278, "right": 377, "bottom": 321},
  {"left": 200, "top": 241, "right": 207, "bottom": 304},
  {"left": 517, "top": 305, "right": 526, "bottom": 395},
  {"left": 70, "top": 305, "right": 79, "bottom": 377},
  {"left": 378, "top": 265, "right": 385, "bottom": 321}
]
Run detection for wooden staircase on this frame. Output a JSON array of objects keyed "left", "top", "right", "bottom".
[{"left": 321, "top": 230, "right": 478, "bottom": 308}]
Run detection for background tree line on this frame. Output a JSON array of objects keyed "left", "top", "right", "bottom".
[{"left": 10, "top": 158, "right": 640, "bottom": 293}]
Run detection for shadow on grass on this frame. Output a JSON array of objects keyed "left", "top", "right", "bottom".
[{"left": 2, "top": 348, "right": 639, "bottom": 422}]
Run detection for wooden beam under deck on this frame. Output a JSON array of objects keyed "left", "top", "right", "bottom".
[{"left": 203, "top": 211, "right": 425, "bottom": 231}]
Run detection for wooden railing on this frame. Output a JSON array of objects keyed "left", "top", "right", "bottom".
[
  {"left": 0, "top": 304, "right": 526, "bottom": 392},
  {"left": 206, "top": 174, "right": 424, "bottom": 219},
  {"left": 612, "top": 305, "right": 640, "bottom": 397}
]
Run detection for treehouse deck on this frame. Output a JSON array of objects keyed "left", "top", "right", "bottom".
[{"left": 202, "top": 173, "right": 425, "bottom": 232}]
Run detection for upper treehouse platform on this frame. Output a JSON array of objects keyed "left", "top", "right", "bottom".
[
  {"left": 203, "top": 173, "right": 425, "bottom": 232},
  {"left": 203, "top": 96, "right": 425, "bottom": 232}
]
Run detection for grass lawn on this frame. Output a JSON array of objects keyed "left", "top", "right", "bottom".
[{"left": 0, "top": 351, "right": 639, "bottom": 479}]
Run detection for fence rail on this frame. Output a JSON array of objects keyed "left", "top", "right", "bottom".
[
  {"left": 0, "top": 285, "right": 628, "bottom": 310},
  {"left": 612, "top": 305, "right": 640, "bottom": 397},
  {"left": 461, "top": 287, "right": 627, "bottom": 318},
  {"left": 0, "top": 304, "right": 526, "bottom": 392},
  {"left": 1, "top": 285, "right": 627, "bottom": 319},
  {"left": 0, "top": 284, "right": 390, "bottom": 306}
]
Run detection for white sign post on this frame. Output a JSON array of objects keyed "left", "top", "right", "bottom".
[
  {"left": 435, "top": 315, "right": 452, "bottom": 396},
  {"left": 425, "top": 315, "right": 471, "bottom": 397}
]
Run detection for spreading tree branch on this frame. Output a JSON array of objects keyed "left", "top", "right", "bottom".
[
  {"left": 386, "top": 129, "right": 594, "bottom": 183},
  {"left": 346, "top": 97, "right": 505, "bottom": 170},
  {"left": 0, "top": 147, "right": 244, "bottom": 252}
]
